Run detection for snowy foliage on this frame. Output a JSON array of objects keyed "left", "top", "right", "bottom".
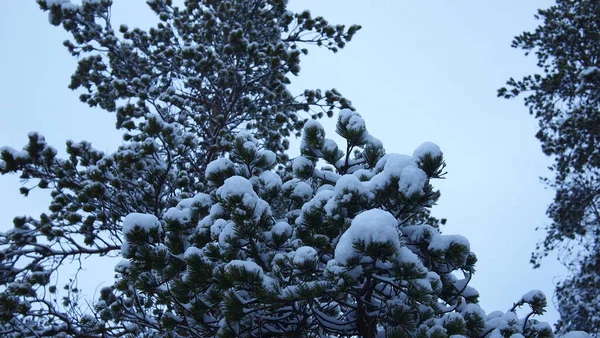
[
  {"left": 0, "top": 0, "right": 359, "bottom": 336},
  {"left": 0, "top": 0, "right": 594, "bottom": 336},
  {"left": 499, "top": 1, "right": 600, "bottom": 335},
  {"left": 89, "top": 112, "right": 585, "bottom": 337},
  {"left": 554, "top": 252, "right": 600, "bottom": 337},
  {"left": 35, "top": 0, "right": 358, "bottom": 165}
]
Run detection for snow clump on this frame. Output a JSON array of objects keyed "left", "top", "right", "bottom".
[
  {"left": 335, "top": 209, "right": 400, "bottom": 265},
  {"left": 122, "top": 213, "right": 162, "bottom": 235}
]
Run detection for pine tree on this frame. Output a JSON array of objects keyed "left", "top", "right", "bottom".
[
  {"left": 0, "top": 0, "right": 359, "bottom": 336},
  {"left": 99, "top": 110, "right": 586, "bottom": 337},
  {"left": 498, "top": 1, "right": 600, "bottom": 335}
]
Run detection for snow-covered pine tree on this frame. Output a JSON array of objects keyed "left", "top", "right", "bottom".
[
  {"left": 498, "top": 1, "right": 600, "bottom": 334},
  {"left": 105, "top": 110, "right": 589, "bottom": 338},
  {"left": 0, "top": 0, "right": 359, "bottom": 336}
]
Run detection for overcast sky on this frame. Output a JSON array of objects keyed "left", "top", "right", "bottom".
[{"left": 0, "top": 0, "right": 564, "bottom": 325}]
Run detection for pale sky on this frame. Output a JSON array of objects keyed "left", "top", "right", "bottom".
[{"left": 0, "top": 0, "right": 564, "bottom": 325}]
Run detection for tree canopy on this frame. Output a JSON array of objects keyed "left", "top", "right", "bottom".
[
  {"left": 0, "top": 0, "right": 595, "bottom": 337},
  {"left": 0, "top": 0, "right": 358, "bottom": 336},
  {"left": 2, "top": 103, "right": 575, "bottom": 337},
  {"left": 498, "top": 0, "right": 600, "bottom": 335},
  {"left": 97, "top": 110, "right": 557, "bottom": 337}
]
